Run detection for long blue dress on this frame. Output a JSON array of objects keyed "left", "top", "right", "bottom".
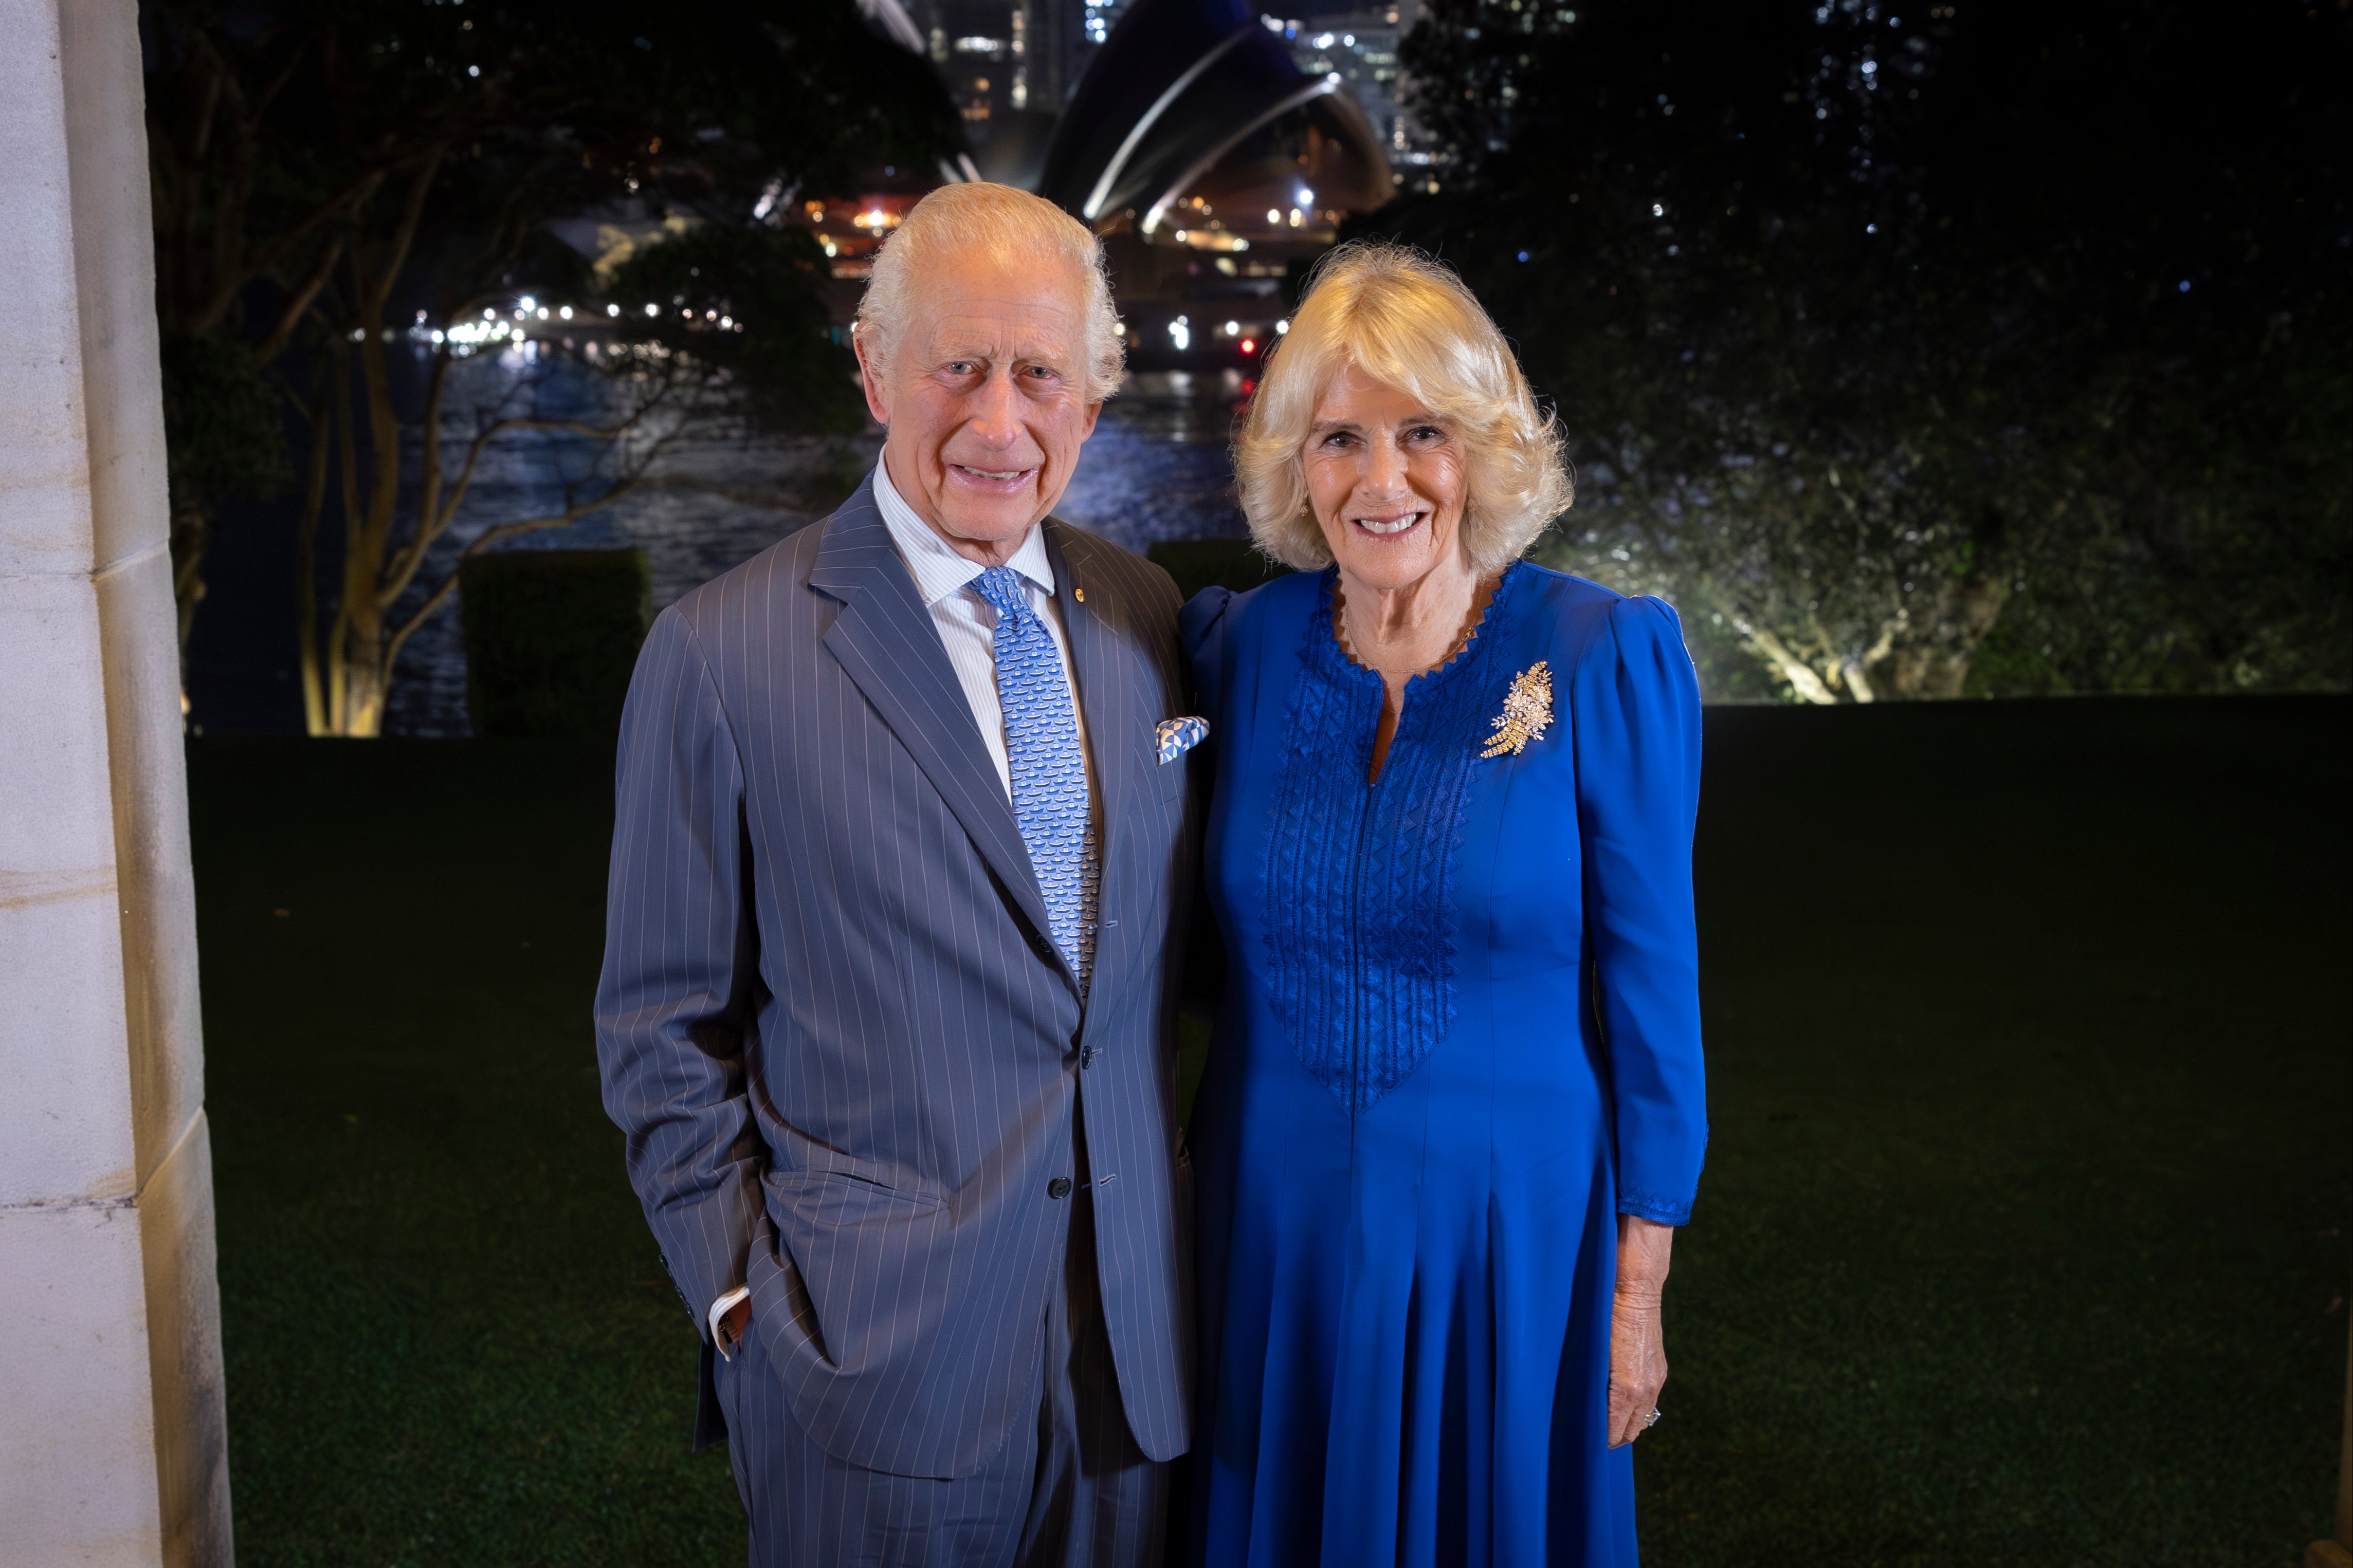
[{"left": 1181, "top": 562, "right": 1708, "bottom": 1568}]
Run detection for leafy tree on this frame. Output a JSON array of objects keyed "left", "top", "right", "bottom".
[
  {"left": 1373, "top": 0, "right": 2350, "bottom": 700},
  {"left": 142, "top": 0, "right": 957, "bottom": 730}
]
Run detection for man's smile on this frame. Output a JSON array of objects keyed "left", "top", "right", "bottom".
[{"left": 950, "top": 462, "right": 1036, "bottom": 484}]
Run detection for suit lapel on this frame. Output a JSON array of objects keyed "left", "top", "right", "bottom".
[
  {"left": 1045, "top": 522, "right": 1143, "bottom": 986},
  {"left": 810, "top": 486, "right": 1070, "bottom": 991}
]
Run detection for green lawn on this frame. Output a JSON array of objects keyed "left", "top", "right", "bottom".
[{"left": 189, "top": 696, "right": 2349, "bottom": 1566}]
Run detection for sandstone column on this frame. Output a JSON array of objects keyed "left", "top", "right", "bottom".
[{"left": 0, "top": 2, "right": 233, "bottom": 1563}]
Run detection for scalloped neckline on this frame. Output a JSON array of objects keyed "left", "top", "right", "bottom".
[{"left": 1319, "top": 561, "right": 1522, "bottom": 695}]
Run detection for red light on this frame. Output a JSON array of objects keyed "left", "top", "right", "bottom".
[{"left": 1240, "top": 338, "right": 1257, "bottom": 354}]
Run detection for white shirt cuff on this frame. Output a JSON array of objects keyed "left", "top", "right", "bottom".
[{"left": 708, "top": 1285, "right": 751, "bottom": 1359}]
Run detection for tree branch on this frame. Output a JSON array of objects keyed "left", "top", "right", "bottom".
[
  {"left": 327, "top": 345, "right": 363, "bottom": 734},
  {"left": 635, "top": 474, "right": 828, "bottom": 511},
  {"left": 252, "top": 234, "right": 345, "bottom": 365},
  {"left": 392, "top": 348, "right": 459, "bottom": 591},
  {"left": 366, "top": 144, "right": 449, "bottom": 319},
  {"left": 292, "top": 375, "right": 332, "bottom": 736},
  {"left": 1739, "top": 621, "right": 1841, "bottom": 704},
  {"left": 195, "top": 162, "right": 387, "bottom": 333},
  {"left": 380, "top": 479, "right": 649, "bottom": 672},
  {"left": 380, "top": 411, "right": 619, "bottom": 613}
]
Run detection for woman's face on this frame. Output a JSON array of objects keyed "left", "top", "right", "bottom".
[{"left": 1303, "top": 364, "right": 1470, "bottom": 594}]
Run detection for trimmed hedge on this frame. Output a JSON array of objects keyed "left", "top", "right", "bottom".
[
  {"left": 1145, "top": 537, "right": 1287, "bottom": 605},
  {"left": 460, "top": 548, "right": 651, "bottom": 740}
]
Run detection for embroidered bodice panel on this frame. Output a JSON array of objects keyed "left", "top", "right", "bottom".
[{"left": 1257, "top": 564, "right": 1527, "bottom": 1117}]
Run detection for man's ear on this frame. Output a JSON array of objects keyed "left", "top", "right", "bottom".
[{"left": 852, "top": 325, "right": 892, "bottom": 426}]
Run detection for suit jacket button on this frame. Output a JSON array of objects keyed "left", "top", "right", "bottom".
[{"left": 1047, "top": 1177, "right": 1074, "bottom": 1200}]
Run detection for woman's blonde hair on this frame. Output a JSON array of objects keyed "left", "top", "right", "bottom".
[{"left": 1236, "top": 242, "right": 1571, "bottom": 575}]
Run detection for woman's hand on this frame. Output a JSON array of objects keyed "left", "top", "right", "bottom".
[{"left": 1607, "top": 1214, "right": 1675, "bottom": 1448}]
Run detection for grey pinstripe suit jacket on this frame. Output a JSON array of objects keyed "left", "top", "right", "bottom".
[{"left": 594, "top": 476, "right": 1196, "bottom": 1480}]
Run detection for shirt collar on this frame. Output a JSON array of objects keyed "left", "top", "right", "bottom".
[{"left": 872, "top": 457, "right": 1056, "bottom": 608}]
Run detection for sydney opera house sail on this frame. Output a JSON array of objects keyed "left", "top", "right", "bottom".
[{"left": 1036, "top": 0, "right": 1392, "bottom": 236}]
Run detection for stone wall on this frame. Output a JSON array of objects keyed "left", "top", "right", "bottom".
[{"left": 0, "top": 2, "right": 232, "bottom": 1562}]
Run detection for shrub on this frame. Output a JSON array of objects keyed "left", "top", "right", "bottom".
[
  {"left": 460, "top": 549, "right": 651, "bottom": 740},
  {"left": 1147, "top": 538, "right": 1287, "bottom": 606}
]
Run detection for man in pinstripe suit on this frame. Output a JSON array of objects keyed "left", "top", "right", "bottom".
[{"left": 595, "top": 182, "right": 1198, "bottom": 1567}]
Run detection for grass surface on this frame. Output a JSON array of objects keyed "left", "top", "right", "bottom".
[
  {"left": 188, "top": 696, "right": 2350, "bottom": 1566},
  {"left": 192, "top": 741, "right": 737, "bottom": 1566}
]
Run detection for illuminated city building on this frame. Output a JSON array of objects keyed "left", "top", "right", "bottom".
[
  {"left": 1040, "top": 0, "right": 1385, "bottom": 233},
  {"left": 1269, "top": 7, "right": 1447, "bottom": 186},
  {"left": 875, "top": 2, "right": 1114, "bottom": 139}
]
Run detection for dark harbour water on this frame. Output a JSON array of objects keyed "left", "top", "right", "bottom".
[{"left": 383, "top": 352, "right": 1251, "bottom": 737}]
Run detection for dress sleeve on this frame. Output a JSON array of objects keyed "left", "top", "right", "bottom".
[
  {"left": 1570, "top": 594, "right": 1707, "bottom": 1225},
  {"left": 1180, "top": 585, "right": 1236, "bottom": 735}
]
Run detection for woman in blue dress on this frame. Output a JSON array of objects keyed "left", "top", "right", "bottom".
[{"left": 1181, "top": 243, "right": 1708, "bottom": 1567}]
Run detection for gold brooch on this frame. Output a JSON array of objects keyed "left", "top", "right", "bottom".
[{"left": 1479, "top": 661, "right": 1554, "bottom": 758}]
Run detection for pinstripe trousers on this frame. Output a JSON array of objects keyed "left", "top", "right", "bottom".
[{"left": 714, "top": 1114, "right": 1170, "bottom": 1568}]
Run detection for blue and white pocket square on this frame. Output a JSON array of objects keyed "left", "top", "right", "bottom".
[{"left": 1156, "top": 716, "right": 1209, "bottom": 764}]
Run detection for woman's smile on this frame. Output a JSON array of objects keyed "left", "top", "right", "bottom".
[{"left": 1351, "top": 508, "right": 1427, "bottom": 538}]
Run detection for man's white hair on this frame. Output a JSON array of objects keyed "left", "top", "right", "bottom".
[{"left": 853, "top": 182, "right": 1124, "bottom": 403}]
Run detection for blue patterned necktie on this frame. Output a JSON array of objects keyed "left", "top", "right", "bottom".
[{"left": 971, "top": 566, "right": 1099, "bottom": 990}]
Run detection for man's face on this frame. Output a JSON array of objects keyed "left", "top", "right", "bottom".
[{"left": 856, "top": 249, "right": 1104, "bottom": 566}]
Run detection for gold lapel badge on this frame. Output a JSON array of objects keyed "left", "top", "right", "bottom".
[{"left": 1479, "top": 661, "right": 1555, "bottom": 758}]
